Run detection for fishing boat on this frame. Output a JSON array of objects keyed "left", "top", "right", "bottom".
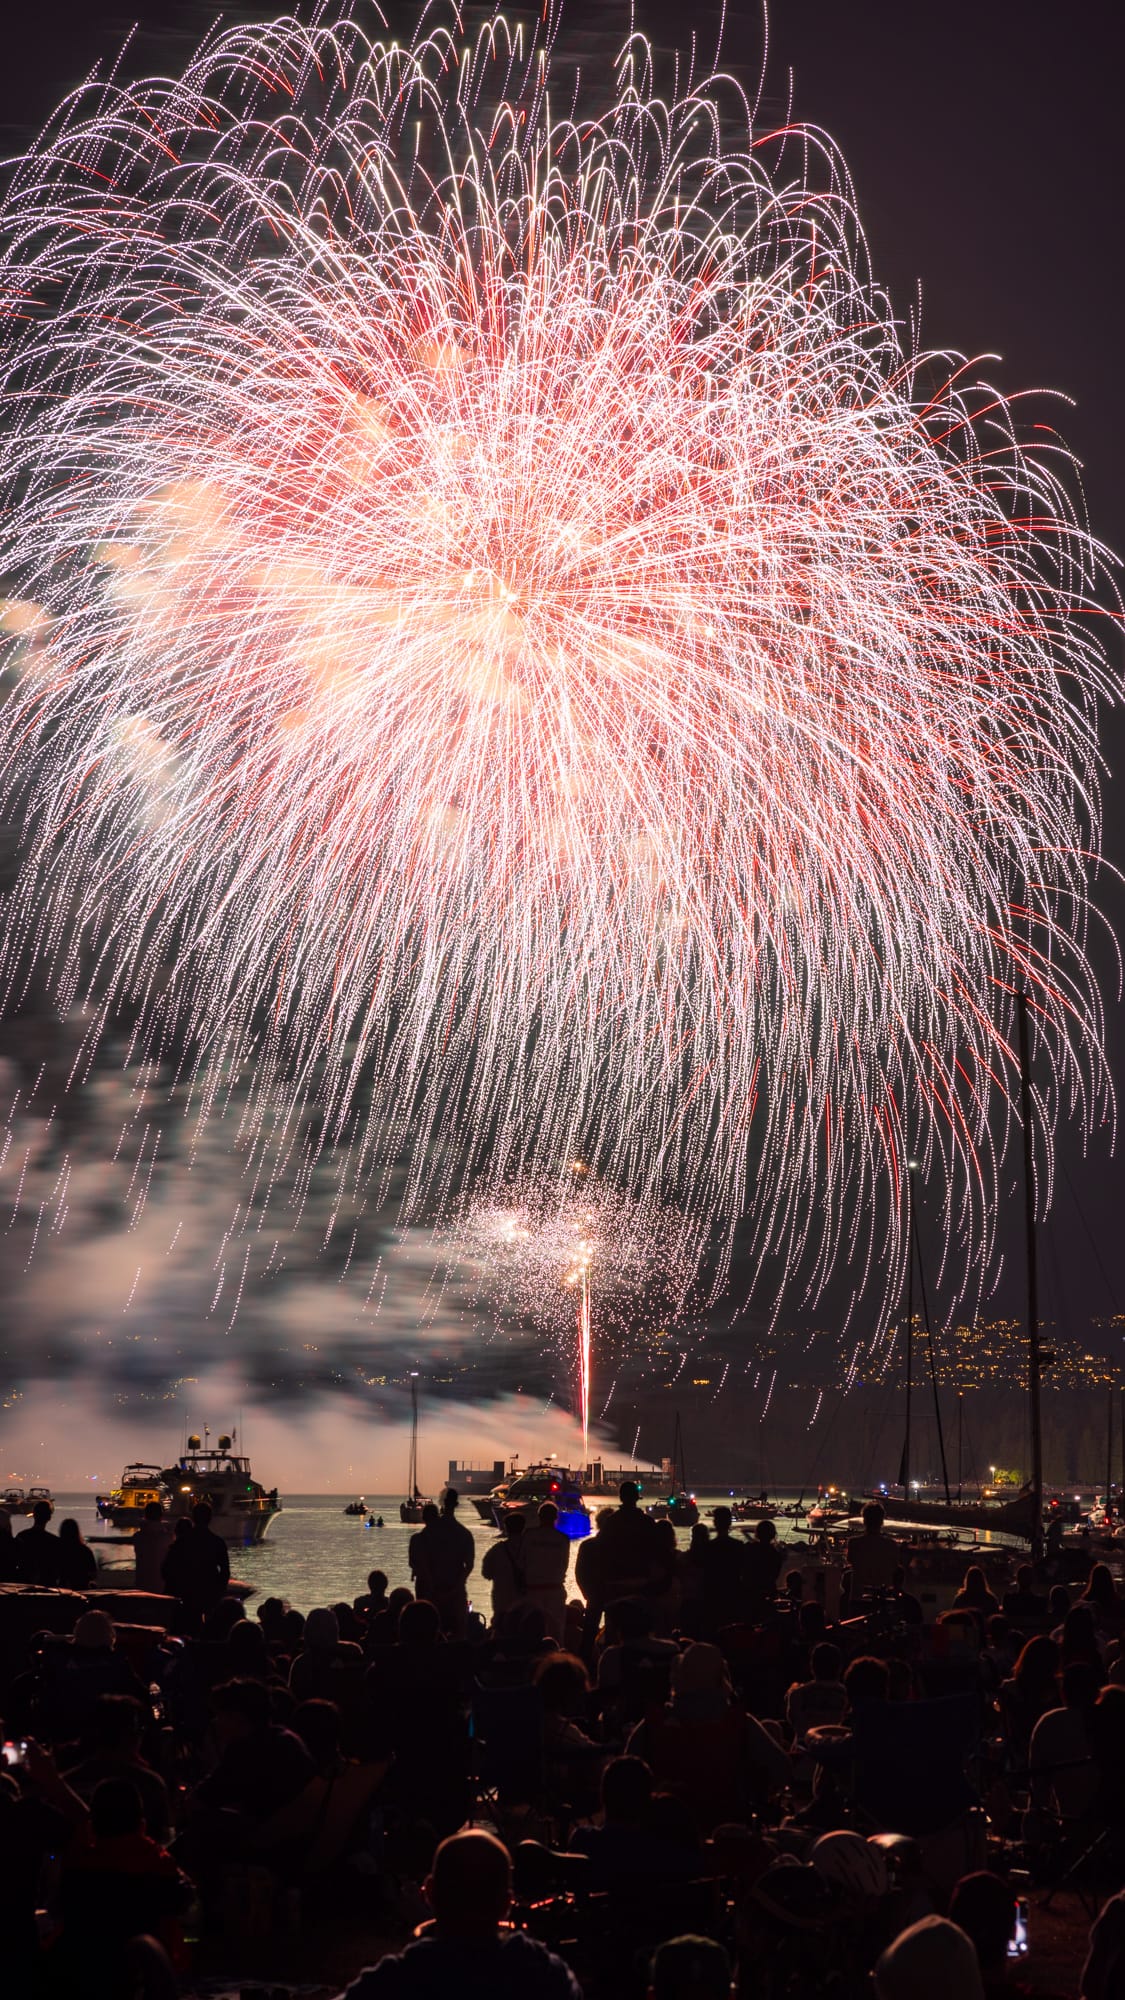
[
  {"left": 161, "top": 1434, "right": 279, "bottom": 1544},
  {"left": 399, "top": 1377, "right": 432, "bottom": 1524},
  {"left": 97, "top": 1464, "right": 171, "bottom": 1526}
]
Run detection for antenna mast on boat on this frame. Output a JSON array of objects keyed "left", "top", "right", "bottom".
[{"left": 1016, "top": 990, "right": 1044, "bottom": 1559}]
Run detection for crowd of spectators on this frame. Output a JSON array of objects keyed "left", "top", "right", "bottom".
[{"left": 2, "top": 1487, "right": 1125, "bottom": 1998}]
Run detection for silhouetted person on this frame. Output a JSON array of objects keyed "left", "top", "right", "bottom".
[
  {"left": 132, "top": 1501, "right": 175, "bottom": 1595},
  {"left": 65, "top": 1694, "right": 172, "bottom": 1844},
  {"left": 948, "top": 1871, "right": 1018, "bottom": 2000},
  {"left": 410, "top": 1490, "right": 475, "bottom": 1635},
  {"left": 55, "top": 1518, "right": 98, "bottom": 1591},
  {"left": 14, "top": 1498, "right": 60, "bottom": 1586},
  {"left": 521, "top": 1501, "right": 570, "bottom": 1640},
  {"left": 650, "top": 1934, "right": 734, "bottom": 2000},
  {"left": 953, "top": 1565, "right": 1001, "bottom": 1621},
  {"left": 337, "top": 1827, "right": 582, "bottom": 2000},
  {"left": 743, "top": 1517, "right": 784, "bottom": 1619},
  {"left": 874, "top": 1916, "right": 985, "bottom": 2000},
  {"left": 58, "top": 1776, "right": 190, "bottom": 1992},
  {"left": 0, "top": 1510, "right": 16, "bottom": 1582},
  {"left": 481, "top": 1512, "right": 526, "bottom": 1626},
  {"left": 1002, "top": 1563, "right": 1048, "bottom": 1629},
  {"left": 598, "top": 1481, "right": 660, "bottom": 1600},
  {"left": 160, "top": 1503, "right": 229, "bottom": 1631},
  {"left": 407, "top": 1502, "right": 441, "bottom": 1599},
  {"left": 193, "top": 1677, "right": 314, "bottom": 1821},
  {"left": 628, "top": 1642, "right": 790, "bottom": 1832},
  {"left": 701, "top": 1508, "right": 747, "bottom": 1634},
  {"left": 354, "top": 1568, "right": 389, "bottom": 1620},
  {"left": 844, "top": 1501, "right": 901, "bottom": 1605}
]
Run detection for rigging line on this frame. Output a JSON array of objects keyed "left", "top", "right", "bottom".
[
  {"left": 793, "top": 1379, "right": 847, "bottom": 1515},
  {"left": 960, "top": 1394, "right": 982, "bottom": 1497},
  {"left": 1056, "top": 1150, "right": 1120, "bottom": 1315}
]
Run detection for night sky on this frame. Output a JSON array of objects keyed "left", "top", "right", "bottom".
[{"left": 0, "top": 1, "right": 1122, "bottom": 1483}]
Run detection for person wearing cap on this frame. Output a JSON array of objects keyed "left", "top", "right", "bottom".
[
  {"left": 874, "top": 1915, "right": 985, "bottom": 2000},
  {"left": 336, "top": 1828, "right": 581, "bottom": 2000}
]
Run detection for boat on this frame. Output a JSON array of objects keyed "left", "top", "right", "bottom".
[
  {"left": 475, "top": 1461, "right": 591, "bottom": 1539},
  {"left": 97, "top": 1464, "right": 172, "bottom": 1527},
  {"left": 161, "top": 1434, "right": 279, "bottom": 1544},
  {"left": 728, "top": 1496, "right": 779, "bottom": 1523},
  {"left": 885, "top": 995, "right": 1045, "bottom": 1553},
  {"left": 814, "top": 1514, "right": 1014, "bottom": 1619},
  {"left": 343, "top": 1498, "right": 369, "bottom": 1517},
  {"left": 649, "top": 1491, "right": 699, "bottom": 1527},
  {"left": 399, "top": 1377, "right": 432, "bottom": 1524},
  {"left": 1, "top": 1485, "right": 55, "bottom": 1516},
  {"left": 862, "top": 1488, "right": 1037, "bottom": 1540},
  {"left": 646, "top": 1414, "right": 698, "bottom": 1527}
]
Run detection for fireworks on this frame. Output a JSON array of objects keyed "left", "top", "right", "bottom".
[
  {"left": 0, "top": 3, "right": 1116, "bottom": 1348},
  {"left": 444, "top": 1170, "right": 693, "bottom": 1461}
]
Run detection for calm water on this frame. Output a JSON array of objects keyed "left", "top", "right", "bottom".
[
  {"left": 64, "top": 1489, "right": 1057, "bottom": 1616},
  {"left": 70, "top": 1490, "right": 776, "bottom": 1613}
]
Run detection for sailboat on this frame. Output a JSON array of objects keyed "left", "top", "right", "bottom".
[
  {"left": 399, "top": 1376, "right": 429, "bottom": 1524},
  {"left": 648, "top": 1413, "right": 698, "bottom": 1526},
  {"left": 883, "top": 995, "right": 1043, "bottom": 1550}
]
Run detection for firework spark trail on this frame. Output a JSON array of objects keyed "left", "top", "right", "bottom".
[
  {"left": 0, "top": 3, "right": 1116, "bottom": 1336},
  {"left": 443, "top": 1171, "right": 693, "bottom": 1458}
]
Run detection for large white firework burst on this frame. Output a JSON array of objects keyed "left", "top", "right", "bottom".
[{"left": 0, "top": 3, "right": 1115, "bottom": 1330}]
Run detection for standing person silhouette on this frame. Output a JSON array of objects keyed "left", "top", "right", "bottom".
[{"left": 161, "top": 1504, "right": 229, "bottom": 1633}]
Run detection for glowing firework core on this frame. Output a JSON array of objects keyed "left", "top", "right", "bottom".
[
  {"left": 447, "top": 1173, "right": 690, "bottom": 1454},
  {"left": 0, "top": 3, "right": 1115, "bottom": 1347}
]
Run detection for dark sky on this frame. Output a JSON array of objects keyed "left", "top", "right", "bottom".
[{"left": 1, "top": 0, "right": 1122, "bottom": 1376}]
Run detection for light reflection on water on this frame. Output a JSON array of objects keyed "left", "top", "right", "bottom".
[{"left": 75, "top": 1490, "right": 754, "bottom": 1613}]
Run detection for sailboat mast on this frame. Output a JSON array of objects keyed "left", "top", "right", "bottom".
[
  {"left": 911, "top": 1167, "right": 951, "bottom": 1506},
  {"left": 1016, "top": 991, "right": 1044, "bottom": 1558},
  {"left": 902, "top": 1162, "right": 914, "bottom": 1496},
  {"left": 957, "top": 1392, "right": 963, "bottom": 1502},
  {"left": 408, "top": 1375, "right": 419, "bottom": 1497}
]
